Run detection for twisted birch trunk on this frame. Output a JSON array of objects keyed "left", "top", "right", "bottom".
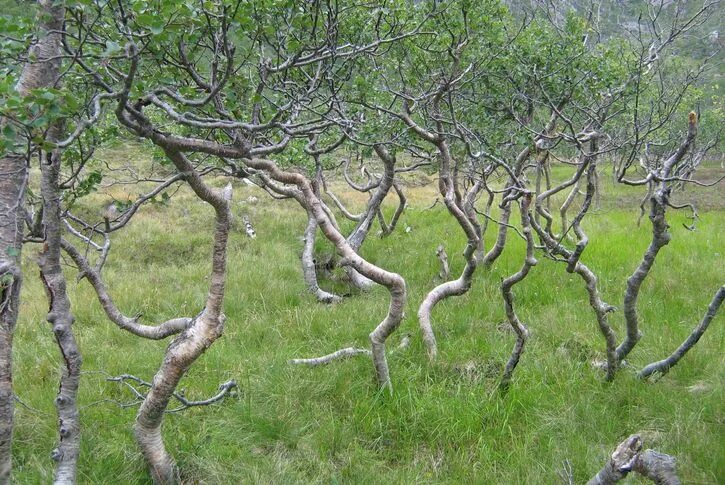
[
  {"left": 499, "top": 194, "right": 537, "bottom": 391},
  {"left": 244, "top": 158, "right": 406, "bottom": 391},
  {"left": 133, "top": 150, "right": 232, "bottom": 484},
  {"left": 616, "top": 114, "right": 697, "bottom": 363},
  {"left": 0, "top": 2, "right": 64, "bottom": 480},
  {"left": 417, "top": 135, "right": 484, "bottom": 360},
  {"left": 297, "top": 158, "right": 343, "bottom": 303}
]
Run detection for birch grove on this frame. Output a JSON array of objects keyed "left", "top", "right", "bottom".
[{"left": 0, "top": 0, "right": 721, "bottom": 483}]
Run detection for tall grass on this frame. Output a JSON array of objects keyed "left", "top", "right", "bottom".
[{"left": 12, "top": 146, "right": 724, "bottom": 483}]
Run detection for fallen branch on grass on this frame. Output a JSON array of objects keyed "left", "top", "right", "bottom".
[
  {"left": 106, "top": 374, "right": 237, "bottom": 413},
  {"left": 289, "top": 334, "right": 411, "bottom": 367}
]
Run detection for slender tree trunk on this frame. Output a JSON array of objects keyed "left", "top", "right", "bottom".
[
  {"left": 638, "top": 285, "right": 724, "bottom": 379},
  {"left": 617, "top": 113, "right": 697, "bottom": 363},
  {"left": 134, "top": 150, "right": 232, "bottom": 484},
  {"left": 0, "top": 2, "right": 64, "bottom": 481},
  {"left": 38, "top": 142, "right": 82, "bottom": 484},
  {"left": 616, "top": 193, "right": 670, "bottom": 362},
  {"left": 482, "top": 201, "right": 511, "bottom": 267},
  {"left": 499, "top": 194, "right": 537, "bottom": 391}
]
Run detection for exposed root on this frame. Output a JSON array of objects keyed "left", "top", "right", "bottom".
[{"left": 290, "top": 335, "right": 410, "bottom": 367}]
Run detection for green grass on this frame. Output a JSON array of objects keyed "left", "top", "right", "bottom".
[{"left": 11, "top": 145, "right": 725, "bottom": 483}]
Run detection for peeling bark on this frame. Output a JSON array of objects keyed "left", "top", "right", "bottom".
[
  {"left": 0, "top": 1, "right": 65, "bottom": 481},
  {"left": 588, "top": 434, "right": 680, "bottom": 485},
  {"left": 638, "top": 285, "right": 724, "bottom": 379},
  {"left": 133, "top": 150, "right": 232, "bottom": 484}
]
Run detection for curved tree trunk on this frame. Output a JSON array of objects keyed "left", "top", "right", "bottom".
[
  {"left": 530, "top": 211, "right": 619, "bottom": 381},
  {"left": 133, "top": 149, "right": 232, "bottom": 483},
  {"left": 616, "top": 114, "right": 697, "bottom": 363},
  {"left": 244, "top": 157, "right": 406, "bottom": 391},
  {"left": 499, "top": 194, "right": 537, "bottom": 391},
  {"left": 343, "top": 146, "right": 398, "bottom": 290},
  {"left": 638, "top": 285, "right": 724, "bottom": 379},
  {"left": 0, "top": 1, "right": 65, "bottom": 481},
  {"left": 615, "top": 192, "right": 670, "bottom": 362},
  {"left": 417, "top": 137, "right": 484, "bottom": 361}
]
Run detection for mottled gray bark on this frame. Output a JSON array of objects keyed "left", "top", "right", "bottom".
[
  {"left": 560, "top": 177, "right": 582, "bottom": 241},
  {"left": 436, "top": 245, "right": 450, "bottom": 280},
  {"left": 566, "top": 161, "right": 596, "bottom": 273},
  {"left": 616, "top": 191, "right": 670, "bottom": 362},
  {"left": 616, "top": 115, "right": 697, "bottom": 363},
  {"left": 588, "top": 435, "right": 680, "bottom": 485},
  {"left": 0, "top": 2, "right": 65, "bottom": 481},
  {"left": 377, "top": 181, "right": 406, "bottom": 238},
  {"left": 481, "top": 201, "right": 511, "bottom": 266},
  {"left": 638, "top": 285, "right": 724, "bottom": 379},
  {"left": 499, "top": 194, "right": 537, "bottom": 391}
]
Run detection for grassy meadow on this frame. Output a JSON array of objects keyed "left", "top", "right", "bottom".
[{"left": 11, "top": 142, "right": 724, "bottom": 483}]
